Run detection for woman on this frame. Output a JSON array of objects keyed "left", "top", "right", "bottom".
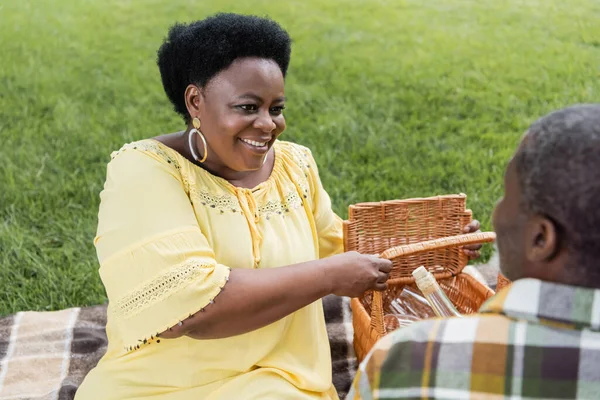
[{"left": 76, "top": 13, "right": 481, "bottom": 399}]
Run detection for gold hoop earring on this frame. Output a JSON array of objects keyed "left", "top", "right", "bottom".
[
  {"left": 188, "top": 118, "right": 207, "bottom": 163},
  {"left": 192, "top": 117, "right": 201, "bottom": 130}
]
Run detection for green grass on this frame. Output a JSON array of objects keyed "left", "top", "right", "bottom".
[{"left": 1, "top": 0, "right": 599, "bottom": 316}]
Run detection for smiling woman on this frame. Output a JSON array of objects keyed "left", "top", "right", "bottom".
[
  {"left": 73, "top": 13, "right": 396, "bottom": 400},
  {"left": 182, "top": 57, "right": 287, "bottom": 181}
]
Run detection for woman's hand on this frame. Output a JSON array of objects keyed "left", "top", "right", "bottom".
[
  {"left": 324, "top": 251, "right": 393, "bottom": 298},
  {"left": 462, "top": 219, "right": 482, "bottom": 259}
]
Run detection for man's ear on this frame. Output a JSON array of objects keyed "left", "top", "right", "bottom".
[{"left": 525, "top": 215, "right": 559, "bottom": 262}]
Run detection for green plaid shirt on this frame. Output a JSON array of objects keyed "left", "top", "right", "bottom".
[{"left": 347, "top": 278, "right": 600, "bottom": 400}]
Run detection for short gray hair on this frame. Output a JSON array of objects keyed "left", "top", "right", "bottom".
[{"left": 515, "top": 104, "right": 600, "bottom": 278}]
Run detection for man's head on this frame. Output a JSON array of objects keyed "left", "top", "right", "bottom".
[{"left": 493, "top": 104, "right": 600, "bottom": 287}]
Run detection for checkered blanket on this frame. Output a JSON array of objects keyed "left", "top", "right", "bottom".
[
  {"left": 0, "top": 260, "right": 500, "bottom": 400},
  {"left": 0, "top": 295, "right": 357, "bottom": 400}
]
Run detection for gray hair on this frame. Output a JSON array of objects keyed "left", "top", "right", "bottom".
[{"left": 515, "top": 104, "right": 600, "bottom": 278}]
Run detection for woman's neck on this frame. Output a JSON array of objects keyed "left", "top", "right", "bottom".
[{"left": 153, "top": 131, "right": 275, "bottom": 190}]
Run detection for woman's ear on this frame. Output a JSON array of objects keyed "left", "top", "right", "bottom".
[{"left": 184, "top": 85, "right": 204, "bottom": 119}]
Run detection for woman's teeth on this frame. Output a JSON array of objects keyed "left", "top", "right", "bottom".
[{"left": 240, "top": 138, "right": 267, "bottom": 147}]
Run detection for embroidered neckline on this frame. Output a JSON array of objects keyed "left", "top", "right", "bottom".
[
  {"left": 148, "top": 138, "right": 284, "bottom": 194},
  {"left": 194, "top": 190, "right": 241, "bottom": 214},
  {"left": 258, "top": 188, "right": 306, "bottom": 219},
  {"left": 111, "top": 139, "right": 311, "bottom": 219},
  {"left": 111, "top": 141, "right": 181, "bottom": 170}
]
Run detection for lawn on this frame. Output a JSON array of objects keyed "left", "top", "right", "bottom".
[{"left": 1, "top": 0, "right": 599, "bottom": 316}]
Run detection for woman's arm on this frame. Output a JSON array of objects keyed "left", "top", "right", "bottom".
[
  {"left": 96, "top": 146, "right": 391, "bottom": 346},
  {"left": 161, "top": 251, "right": 390, "bottom": 340}
]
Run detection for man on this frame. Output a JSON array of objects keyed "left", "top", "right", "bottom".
[{"left": 348, "top": 104, "right": 600, "bottom": 400}]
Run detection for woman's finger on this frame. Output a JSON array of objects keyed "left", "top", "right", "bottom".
[
  {"left": 463, "top": 243, "right": 483, "bottom": 251},
  {"left": 376, "top": 272, "right": 390, "bottom": 284},
  {"left": 463, "top": 219, "right": 481, "bottom": 233},
  {"left": 464, "top": 249, "right": 481, "bottom": 259},
  {"left": 377, "top": 258, "right": 393, "bottom": 273}
]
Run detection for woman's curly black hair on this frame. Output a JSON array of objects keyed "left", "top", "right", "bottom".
[{"left": 156, "top": 13, "right": 292, "bottom": 122}]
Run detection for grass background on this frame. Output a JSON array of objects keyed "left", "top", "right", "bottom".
[{"left": 1, "top": 0, "right": 599, "bottom": 316}]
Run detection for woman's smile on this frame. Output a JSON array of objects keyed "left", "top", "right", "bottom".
[{"left": 239, "top": 137, "right": 271, "bottom": 154}]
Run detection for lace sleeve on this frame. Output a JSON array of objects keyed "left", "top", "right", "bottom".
[{"left": 95, "top": 144, "right": 230, "bottom": 352}]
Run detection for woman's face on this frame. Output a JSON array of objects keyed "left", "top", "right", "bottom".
[{"left": 191, "top": 57, "right": 286, "bottom": 173}]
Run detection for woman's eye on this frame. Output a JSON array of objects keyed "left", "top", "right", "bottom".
[
  {"left": 237, "top": 104, "right": 285, "bottom": 115},
  {"left": 270, "top": 106, "right": 286, "bottom": 115},
  {"left": 238, "top": 104, "right": 258, "bottom": 112}
]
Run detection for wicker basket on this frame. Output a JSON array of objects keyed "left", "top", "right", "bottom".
[{"left": 343, "top": 194, "right": 496, "bottom": 362}]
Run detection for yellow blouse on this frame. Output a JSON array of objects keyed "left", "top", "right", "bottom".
[{"left": 75, "top": 139, "right": 344, "bottom": 400}]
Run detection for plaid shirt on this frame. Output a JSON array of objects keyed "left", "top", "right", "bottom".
[{"left": 347, "top": 278, "right": 600, "bottom": 400}]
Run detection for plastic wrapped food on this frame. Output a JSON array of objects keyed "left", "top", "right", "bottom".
[
  {"left": 381, "top": 285, "right": 437, "bottom": 333},
  {"left": 383, "top": 314, "right": 421, "bottom": 332},
  {"left": 389, "top": 298, "right": 408, "bottom": 315},
  {"left": 397, "top": 286, "right": 436, "bottom": 319}
]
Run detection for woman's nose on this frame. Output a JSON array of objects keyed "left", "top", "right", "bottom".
[{"left": 254, "top": 112, "right": 276, "bottom": 133}]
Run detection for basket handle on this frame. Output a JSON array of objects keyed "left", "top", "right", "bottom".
[
  {"left": 370, "top": 231, "right": 496, "bottom": 336},
  {"left": 377, "top": 231, "right": 496, "bottom": 260}
]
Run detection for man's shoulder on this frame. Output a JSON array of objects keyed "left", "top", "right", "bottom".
[
  {"left": 378, "top": 314, "right": 512, "bottom": 362},
  {"left": 387, "top": 314, "right": 501, "bottom": 340},
  {"left": 351, "top": 314, "right": 518, "bottom": 400}
]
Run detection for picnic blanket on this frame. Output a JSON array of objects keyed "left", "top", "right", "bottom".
[
  {"left": 0, "top": 295, "right": 357, "bottom": 400},
  {"left": 0, "top": 261, "right": 498, "bottom": 400}
]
